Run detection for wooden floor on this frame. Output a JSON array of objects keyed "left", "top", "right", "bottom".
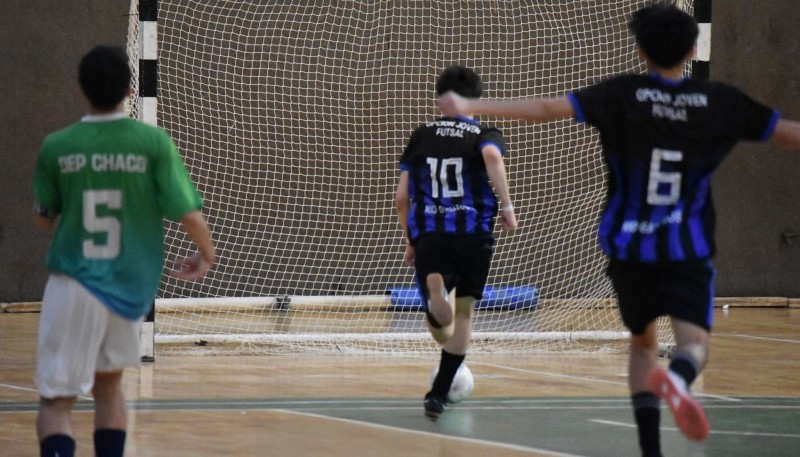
[{"left": 1, "top": 306, "right": 799, "bottom": 456}]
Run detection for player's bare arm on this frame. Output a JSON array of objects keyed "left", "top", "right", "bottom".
[
  {"left": 33, "top": 213, "right": 57, "bottom": 231},
  {"left": 770, "top": 118, "right": 800, "bottom": 149},
  {"left": 438, "top": 91, "right": 574, "bottom": 123},
  {"left": 32, "top": 203, "right": 57, "bottom": 231},
  {"left": 169, "top": 210, "right": 215, "bottom": 281},
  {"left": 481, "top": 145, "right": 517, "bottom": 231},
  {"left": 394, "top": 171, "right": 414, "bottom": 266}
]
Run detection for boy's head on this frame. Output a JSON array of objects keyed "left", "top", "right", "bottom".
[
  {"left": 79, "top": 45, "right": 132, "bottom": 111},
  {"left": 629, "top": 3, "right": 699, "bottom": 69},
  {"left": 435, "top": 65, "right": 484, "bottom": 98}
]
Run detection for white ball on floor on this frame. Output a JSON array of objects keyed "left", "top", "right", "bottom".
[{"left": 430, "top": 364, "right": 474, "bottom": 403}]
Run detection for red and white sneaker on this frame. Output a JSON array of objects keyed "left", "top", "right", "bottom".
[{"left": 647, "top": 365, "right": 710, "bottom": 441}]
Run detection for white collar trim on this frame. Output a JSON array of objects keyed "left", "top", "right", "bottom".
[{"left": 81, "top": 112, "right": 129, "bottom": 122}]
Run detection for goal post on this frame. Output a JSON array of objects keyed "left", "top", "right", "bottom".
[{"left": 128, "top": 0, "right": 696, "bottom": 355}]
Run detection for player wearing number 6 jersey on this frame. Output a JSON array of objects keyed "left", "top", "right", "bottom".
[
  {"left": 395, "top": 65, "right": 517, "bottom": 419},
  {"left": 438, "top": 4, "right": 800, "bottom": 456},
  {"left": 31, "top": 46, "right": 215, "bottom": 457}
]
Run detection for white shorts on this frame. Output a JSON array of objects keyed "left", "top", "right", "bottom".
[{"left": 36, "top": 274, "right": 143, "bottom": 398}]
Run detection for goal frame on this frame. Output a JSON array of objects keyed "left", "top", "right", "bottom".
[{"left": 130, "top": 0, "right": 709, "bottom": 358}]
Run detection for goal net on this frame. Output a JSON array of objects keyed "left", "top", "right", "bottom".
[{"left": 127, "top": 0, "right": 690, "bottom": 355}]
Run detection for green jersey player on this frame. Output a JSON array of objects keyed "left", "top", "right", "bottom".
[{"left": 32, "top": 45, "right": 215, "bottom": 457}]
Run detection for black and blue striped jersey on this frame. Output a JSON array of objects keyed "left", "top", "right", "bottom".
[
  {"left": 400, "top": 116, "right": 507, "bottom": 243},
  {"left": 569, "top": 73, "right": 779, "bottom": 263}
]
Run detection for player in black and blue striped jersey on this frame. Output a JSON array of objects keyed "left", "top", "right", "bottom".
[
  {"left": 395, "top": 65, "right": 517, "bottom": 419},
  {"left": 438, "top": 4, "right": 800, "bottom": 456}
]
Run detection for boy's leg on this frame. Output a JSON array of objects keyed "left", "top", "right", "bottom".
[
  {"left": 425, "top": 296, "right": 474, "bottom": 419},
  {"left": 606, "top": 261, "right": 665, "bottom": 456},
  {"left": 426, "top": 273, "right": 454, "bottom": 329},
  {"left": 38, "top": 397, "right": 77, "bottom": 457},
  {"left": 93, "top": 371, "right": 126, "bottom": 429},
  {"left": 422, "top": 234, "right": 489, "bottom": 419},
  {"left": 443, "top": 296, "right": 475, "bottom": 355},
  {"left": 629, "top": 322, "right": 662, "bottom": 457},
  {"left": 91, "top": 306, "right": 142, "bottom": 457},
  {"left": 424, "top": 277, "right": 455, "bottom": 345},
  {"left": 669, "top": 318, "right": 709, "bottom": 378},
  {"left": 93, "top": 371, "right": 127, "bottom": 457},
  {"left": 647, "top": 260, "right": 713, "bottom": 442},
  {"left": 36, "top": 275, "right": 109, "bottom": 457},
  {"left": 437, "top": 233, "right": 489, "bottom": 354},
  {"left": 629, "top": 321, "right": 660, "bottom": 392},
  {"left": 415, "top": 235, "right": 456, "bottom": 342},
  {"left": 647, "top": 318, "right": 709, "bottom": 441}
]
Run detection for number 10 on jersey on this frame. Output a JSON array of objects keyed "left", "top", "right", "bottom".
[{"left": 427, "top": 157, "right": 464, "bottom": 198}]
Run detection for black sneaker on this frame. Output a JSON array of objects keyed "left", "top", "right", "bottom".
[{"left": 424, "top": 391, "right": 445, "bottom": 420}]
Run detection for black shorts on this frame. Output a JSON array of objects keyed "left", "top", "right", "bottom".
[
  {"left": 606, "top": 259, "right": 715, "bottom": 335},
  {"left": 413, "top": 233, "right": 495, "bottom": 310}
]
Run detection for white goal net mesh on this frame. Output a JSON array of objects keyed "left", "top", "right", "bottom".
[{"left": 127, "top": 0, "right": 689, "bottom": 355}]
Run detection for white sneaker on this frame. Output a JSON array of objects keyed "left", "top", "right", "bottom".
[{"left": 647, "top": 365, "right": 709, "bottom": 441}]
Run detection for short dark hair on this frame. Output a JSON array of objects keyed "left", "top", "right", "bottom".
[
  {"left": 78, "top": 45, "right": 132, "bottom": 110},
  {"left": 628, "top": 3, "right": 699, "bottom": 69},
  {"left": 435, "top": 65, "right": 484, "bottom": 98}
]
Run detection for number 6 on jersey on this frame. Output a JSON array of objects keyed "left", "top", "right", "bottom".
[{"left": 647, "top": 148, "right": 682, "bottom": 206}]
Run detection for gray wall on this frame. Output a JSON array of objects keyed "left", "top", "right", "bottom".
[
  {"left": 1, "top": 1, "right": 798, "bottom": 301},
  {"left": 0, "top": 0, "right": 131, "bottom": 301},
  {"left": 712, "top": 1, "right": 800, "bottom": 296}
]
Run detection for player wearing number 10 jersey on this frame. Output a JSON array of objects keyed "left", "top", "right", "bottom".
[
  {"left": 401, "top": 116, "right": 507, "bottom": 239},
  {"left": 31, "top": 46, "right": 215, "bottom": 457},
  {"left": 395, "top": 65, "right": 517, "bottom": 420},
  {"left": 437, "top": 4, "right": 800, "bottom": 456}
]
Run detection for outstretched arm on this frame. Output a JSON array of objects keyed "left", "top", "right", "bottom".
[
  {"left": 770, "top": 118, "right": 800, "bottom": 149},
  {"left": 169, "top": 210, "right": 215, "bottom": 281},
  {"left": 438, "top": 91, "right": 574, "bottom": 123}
]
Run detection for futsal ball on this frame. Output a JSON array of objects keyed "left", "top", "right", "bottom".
[{"left": 430, "top": 364, "right": 474, "bottom": 403}]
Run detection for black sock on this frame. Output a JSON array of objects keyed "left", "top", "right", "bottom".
[
  {"left": 430, "top": 350, "right": 465, "bottom": 398},
  {"left": 94, "top": 428, "right": 126, "bottom": 457},
  {"left": 632, "top": 392, "right": 661, "bottom": 457},
  {"left": 669, "top": 351, "right": 699, "bottom": 386},
  {"left": 40, "top": 434, "right": 75, "bottom": 457}
]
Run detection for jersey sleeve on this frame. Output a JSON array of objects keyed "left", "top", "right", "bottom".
[
  {"left": 153, "top": 130, "right": 203, "bottom": 220},
  {"left": 32, "top": 139, "right": 62, "bottom": 215},
  {"left": 568, "top": 78, "right": 616, "bottom": 127},
  {"left": 717, "top": 84, "right": 780, "bottom": 141},
  {"left": 478, "top": 128, "right": 508, "bottom": 156}
]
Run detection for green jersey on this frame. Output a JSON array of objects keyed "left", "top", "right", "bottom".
[{"left": 32, "top": 113, "right": 203, "bottom": 319}]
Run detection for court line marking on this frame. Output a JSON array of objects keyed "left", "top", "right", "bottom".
[
  {"left": 3, "top": 396, "right": 800, "bottom": 412},
  {"left": 698, "top": 392, "right": 741, "bottom": 402},
  {"left": 0, "top": 383, "right": 38, "bottom": 394},
  {"left": 722, "top": 334, "right": 800, "bottom": 344},
  {"left": 275, "top": 408, "right": 591, "bottom": 457},
  {"left": 463, "top": 360, "right": 741, "bottom": 402},
  {"left": 463, "top": 360, "right": 628, "bottom": 387},
  {"left": 591, "top": 419, "right": 800, "bottom": 439},
  {"left": 0, "top": 382, "right": 92, "bottom": 401}
]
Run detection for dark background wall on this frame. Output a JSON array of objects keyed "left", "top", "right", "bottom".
[
  {"left": 1, "top": 1, "right": 798, "bottom": 302},
  {"left": 711, "top": 1, "right": 800, "bottom": 296},
  {"left": 0, "top": 0, "right": 132, "bottom": 301}
]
